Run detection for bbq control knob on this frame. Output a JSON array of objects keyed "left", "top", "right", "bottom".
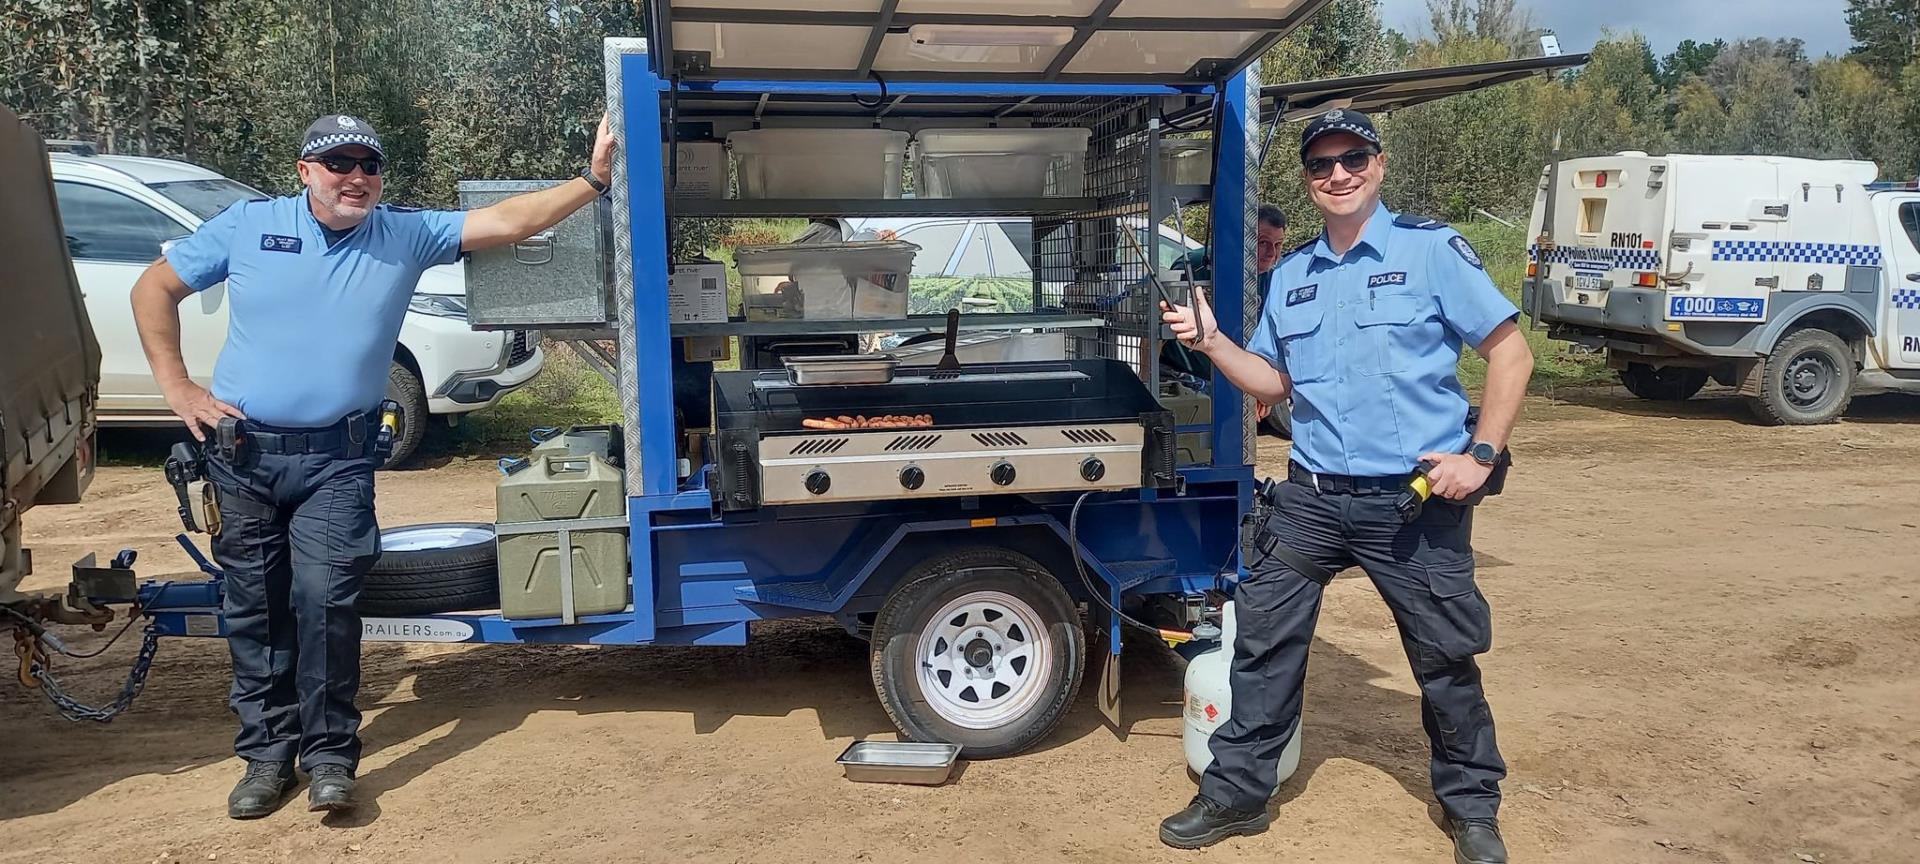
[
  {"left": 1080, "top": 457, "right": 1107, "bottom": 483},
  {"left": 990, "top": 461, "right": 1017, "bottom": 487},
  {"left": 804, "top": 469, "right": 832, "bottom": 496},
  {"left": 899, "top": 465, "right": 926, "bottom": 491}
]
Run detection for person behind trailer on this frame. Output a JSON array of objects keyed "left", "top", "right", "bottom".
[
  {"left": 1161, "top": 203, "right": 1288, "bottom": 422},
  {"left": 1155, "top": 109, "right": 1534, "bottom": 864},
  {"left": 130, "top": 112, "right": 617, "bottom": 820}
]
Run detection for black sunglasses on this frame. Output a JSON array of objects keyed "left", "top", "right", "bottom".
[
  {"left": 1304, "top": 147, "right": 1377, "bottom": 180},
  {"left": 304, "top": 154, "right": 384, "bottom": 176}
]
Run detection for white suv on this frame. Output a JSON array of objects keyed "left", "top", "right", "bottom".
[{"left": 48, "top": 147, "right": 544, "bottom": 467}]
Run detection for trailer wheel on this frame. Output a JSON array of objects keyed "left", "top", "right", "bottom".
[
  {"left": 1619, "top": 364, "right": 1709, "bottom": 402},
  {"left": 870, "top": 547, "right": 1084, "bottom": 759},
  {"left": 1749, "top": 328, "right": 1855, "bottom": 426},
  {"left": 359, "top": 523, "right": 500, "bottom": 615}
]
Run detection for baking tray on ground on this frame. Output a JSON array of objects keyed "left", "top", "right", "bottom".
[
  {"left": 835, "top": 740, "right": 962, "bottom": 785},
  {"left": 780, "top": 354, "right": 899, "bottom": 386}
]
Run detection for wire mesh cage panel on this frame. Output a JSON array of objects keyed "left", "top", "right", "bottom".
[{"left": 1032, "top": 97, "right": 1160, "bottom": 382}]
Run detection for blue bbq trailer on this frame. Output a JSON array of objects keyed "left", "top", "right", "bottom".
[{"left": 117, "top": 4, "right": 1588, "bottom": 755}]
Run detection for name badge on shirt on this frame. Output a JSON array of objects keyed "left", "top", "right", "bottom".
[
  {"left": 259, "top": 234, "right": 302, "bottom": 254},
  {"left": 1286, "top": 285, "right": 1317, "bottom": 306},
  {"left": 1368, "top": 271, "right": 1408, "bottom": 288}
]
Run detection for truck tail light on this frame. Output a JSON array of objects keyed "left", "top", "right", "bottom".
[
  {"left": 1635, "top": 272, "right": 1658, "bottom": 288},
  {"left": 1527, "top": 263, "right": 1539, "bottom": 278}
]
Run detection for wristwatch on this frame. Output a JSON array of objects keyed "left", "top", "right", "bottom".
[
  {"left": 580, "top": 167, "right": 609, "bottom": 196},
  {"left": 1467, "top": 441, "right": 1500, "bottom": 467}
]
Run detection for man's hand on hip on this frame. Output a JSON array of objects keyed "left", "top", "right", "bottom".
[
  {"left": 1419, "top": 452, "right": 1492, "bottom": 501},
  {"left": 163, "top": 380, "right": 246, "bottom": 442}
]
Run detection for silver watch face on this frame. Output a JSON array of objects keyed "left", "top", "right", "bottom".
[{"left": 1470, "top": 443, "right": 1497, "bottom": 464}]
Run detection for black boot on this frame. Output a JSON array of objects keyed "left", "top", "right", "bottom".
[
  {"left": 1158, "top": 795, "right": 1271, "bottom": 849},
  {"left": 307, "top": 764, "right": 356, "bottom": 813},
  {"left": 227, "top": 760, "right": 295, "bottom": 819},
  {"left": 1449, "top": 818, "right": 1508, "bottom": 864}
]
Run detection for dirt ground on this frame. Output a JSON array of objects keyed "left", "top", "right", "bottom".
[{"left": 4, "top": 388, "right": 1918, "bottom": 864}]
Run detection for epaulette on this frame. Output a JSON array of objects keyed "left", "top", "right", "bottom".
[
  {"left": 382, "top": 204, "right": 427, "bottom": 213},
  {"left": 1392, "top": 214, "right": 1447, "bottom": 230},
  {"left": 1282, "top": 238, "right": 1316, "bottom": 259}
]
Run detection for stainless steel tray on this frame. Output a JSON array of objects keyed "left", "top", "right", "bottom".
[
  {"left": 782, "top": 354, "right": 899, "bottom": 386},
  {"left": 835, "top": 740, "right": 961, "bottom": 785}
]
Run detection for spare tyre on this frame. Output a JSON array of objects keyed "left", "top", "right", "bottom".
[{"left": 360, "top": 523, "right": 500, "bottom": 615}]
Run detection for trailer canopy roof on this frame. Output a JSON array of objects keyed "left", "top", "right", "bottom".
[{"left": 647, "top": 0, "right": 1334, "bottom": 84}]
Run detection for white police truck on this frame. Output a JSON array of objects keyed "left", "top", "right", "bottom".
[{"left": 1524, "top": 153, "right": 1920, "bottom": 424}]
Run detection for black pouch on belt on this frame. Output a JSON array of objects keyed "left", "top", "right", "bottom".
[{"left": 215, "top": 416, "right": 249, "bottom": 467}]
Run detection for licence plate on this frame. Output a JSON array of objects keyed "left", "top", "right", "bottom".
[
  {"left": 1668, "top": 296, "right": 1765, "bottom": 320},
  {"left": 1574, "top": 273, "right": 1607, "bottom": 292}
]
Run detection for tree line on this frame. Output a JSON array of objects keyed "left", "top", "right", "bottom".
[{"left": 4, "top": 0, "right": 1916, "bottom": 235}]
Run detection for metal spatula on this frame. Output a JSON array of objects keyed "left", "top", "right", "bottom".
[{"left": 932, "top": 308, "right": 962, "bottom": 379}]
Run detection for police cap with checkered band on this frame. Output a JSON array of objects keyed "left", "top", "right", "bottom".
[
  {"left": 1299, "top": 108, "right": 1381, "bottom": 162},
  {"left": 300, "top": 114, "right": 385, "bottom": 159}
]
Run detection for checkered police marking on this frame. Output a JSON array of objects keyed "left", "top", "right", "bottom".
[
  {"left": 1710, "top": 241, "right": 1882, "bottom": 266},
  {"left": 301, "top": 132, "right": 382, "bottom": 156},
  {"left": 1893, "top": 288, "right": 1920, "bottom": 310},
  {"left": 1529, "top": 244, "right": 1664, "bottom": 271}
]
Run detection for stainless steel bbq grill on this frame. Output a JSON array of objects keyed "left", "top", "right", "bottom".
[{"left": 711, "top": 359, "right": 1176, "bottom": 511}]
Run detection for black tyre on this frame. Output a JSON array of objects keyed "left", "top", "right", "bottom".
[
  {"left": 1748, "top": 328, "right": 1855, "bottom": 426},
  {"left": 1619, "top": 364, "right": 1709, "bottom": 402},
  {"left": 1260, "top": 400, "right": 1293, "bottom": 440},
  {"left": 360, "top": 523, "right": 499, "bottom": 615},
  {"left": 870, "top": 547, "right": 1085, "bottom": 759},
  {"left": 382, "top": 362, "right": 428, "bottom": 470}
]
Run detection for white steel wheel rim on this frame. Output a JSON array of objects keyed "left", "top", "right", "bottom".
[
  {"left": 381, "top": 524, "right": 493, "bottom": 552},
  {"left": 915, "top": 589, "right": 1053, "bottom": 730}
]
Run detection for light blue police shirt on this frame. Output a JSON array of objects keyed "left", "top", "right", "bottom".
[
  {"left": 165, "top": 191, "right": 465, "bottom": 428},
  {"left": 1247, "top": 203, "right": 1518, "bottom": 477}
]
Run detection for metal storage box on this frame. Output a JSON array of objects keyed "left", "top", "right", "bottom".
[{"left": 457, "top": 180, "right": 613, "bottom": 330}]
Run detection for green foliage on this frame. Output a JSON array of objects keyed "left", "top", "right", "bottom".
[{"left": 1846, "top": 0, "right": 1920, "bottom": 78}]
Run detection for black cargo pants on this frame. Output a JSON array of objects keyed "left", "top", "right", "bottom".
[
  {"left": 207, "top": 424, "right": 380, "bottom": 773},
  {"left": 1198, "top": 473, "right": 1505, "bottom": 821}
]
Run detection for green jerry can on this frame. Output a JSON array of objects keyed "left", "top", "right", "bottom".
[{"left": 496, "top": 450, "right": 630, "bottom": 620}]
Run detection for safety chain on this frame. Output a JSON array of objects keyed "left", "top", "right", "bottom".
[{"left": 12, "top": 624, "right": 162, "bottom": 723}]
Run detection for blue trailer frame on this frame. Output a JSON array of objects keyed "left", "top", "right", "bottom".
[{"left": 134, "top": 37, "right": 1270, "bottom": 748}]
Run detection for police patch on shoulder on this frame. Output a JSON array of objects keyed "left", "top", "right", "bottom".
[
  {"left": 1368, "top": 271, "right": 1408, "bottom": 288},
  {"left": 1286, "top": 285, "right": 1318, "bottom": 306},
  {"left": 259, "top": 234, "right": 302, "bottom": 253},
  {"left": 1449, "top": 235, "right": 1484, "bottom": 269}
]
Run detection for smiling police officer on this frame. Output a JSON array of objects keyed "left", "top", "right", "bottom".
[
  {"left": 130, "top": 113, "right": 617, "bottom": 819},
  {"left": 1156, "top": 109, "right": 1535, "bottom": 864}
]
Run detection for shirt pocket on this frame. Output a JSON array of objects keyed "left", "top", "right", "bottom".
[
  {"left": 1274, "top": 306, "right": 1331, "bottom": 382},
  {"left": 1353, "top": 293, "right": 1424, "bottom": 376}
]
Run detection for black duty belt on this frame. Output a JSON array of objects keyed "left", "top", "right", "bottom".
[
  {"left": 1286, "top": 462, "right": 1402, "bottom": 496},
  {"left": 243, "top": 410, "right": 374, "bottom": 457}
]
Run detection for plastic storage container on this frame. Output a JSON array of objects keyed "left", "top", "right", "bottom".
[
  {"left": 1158, "top": 138, "right": 1213, "bottom": 186},
  {"left": 496, "top": 450, "right": 629, "bottom": 620},
  {"left": 734, "top": 241, "right": 919, "bottom": 320},
  {"left": 728, "top": 129, "right": 909, "bottom": 199},
  {"left": 914, "top": 127, "right": 1090, "bottom": 198}
]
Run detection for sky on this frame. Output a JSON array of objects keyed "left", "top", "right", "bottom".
[{"left": 1375, "top": 0, "right": 1857, "bottom": 60}]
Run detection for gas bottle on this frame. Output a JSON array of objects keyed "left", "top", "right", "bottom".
[{"left": 1182, "top": 601, "right": 1303, "bottom": 785}]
